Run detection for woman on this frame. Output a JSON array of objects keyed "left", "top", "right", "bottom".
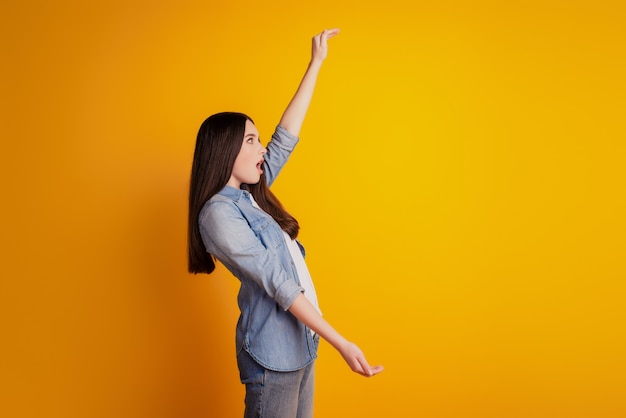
[{"left": 188, "top": 29, "right": 383, "bottom": 418}]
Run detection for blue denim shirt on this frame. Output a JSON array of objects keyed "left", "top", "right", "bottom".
[{"left": 198, "top": 125, "right": 319, "bottom": 371}]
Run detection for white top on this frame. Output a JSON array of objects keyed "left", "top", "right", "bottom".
[
  {"left": 249, "top": 195, "right": 321, "bottom": 315},
  {"left": 282, "top": 231, "right": 321, "bottom": 315}
]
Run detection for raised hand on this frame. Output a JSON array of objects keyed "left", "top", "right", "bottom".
[
  {"left": 311, "top": 28, "right": 340, "bottom": 64},
  {"left": 279, "top": 28, "right": 340, "bottom": 136}
]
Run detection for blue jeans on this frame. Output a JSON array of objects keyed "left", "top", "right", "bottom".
[{"left": 238, "top": 349, "right": 315, "bottom": 418}]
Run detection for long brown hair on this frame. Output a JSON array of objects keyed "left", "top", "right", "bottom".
[{"left": 188, "top": 112, "right": 299, "bottom": 274}]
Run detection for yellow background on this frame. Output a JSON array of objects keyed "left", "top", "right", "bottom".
[{"left": 2, "top": 1, "right": 625, "bottom": 417}]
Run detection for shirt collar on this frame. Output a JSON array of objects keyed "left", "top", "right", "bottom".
[{"left": 217, "top": 185, "right": 249, "bottom": 202}]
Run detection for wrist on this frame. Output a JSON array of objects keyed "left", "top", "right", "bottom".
[
  {"left": 330, "top": 335, "right": 350, "bottom": 352},
  {"left": 308, "top": 59, "right": 324, "bottom": 71}
]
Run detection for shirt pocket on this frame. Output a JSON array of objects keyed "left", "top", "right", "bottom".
[{"left": 247, "top": 212, "right": 284, "bottom": 251}]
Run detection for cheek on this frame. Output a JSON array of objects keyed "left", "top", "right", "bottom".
[
  {"left": 233, "top": 152, "right": 254, "bottom": 173},
  {"left": 243, "top": 150, "right": 257, "bottom": 166}
]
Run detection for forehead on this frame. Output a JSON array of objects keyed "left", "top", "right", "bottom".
[{"left": 244, "top": 119, "right": 259, "bottom": 136}]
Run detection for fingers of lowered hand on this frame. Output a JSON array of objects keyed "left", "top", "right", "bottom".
[
  {"left": 368, "top": 364, "right": 385, "bottom": 376},
  {"left": 355, "top": 353, "right": 372, "bottom": 376},
  {"left": 357, "top": 354, "right": 384, "bottom": 377},
  {"left": 339, "top": 341, "right": 383, "bottom": 377}
]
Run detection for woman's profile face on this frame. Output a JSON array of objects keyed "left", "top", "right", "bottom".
[{"left": 227, "top": 120, "right": 267, "bottom": 188}]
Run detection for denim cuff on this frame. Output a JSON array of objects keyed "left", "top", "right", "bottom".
[
  {"left": 275, "top": 279, "right": 304, "bottom": 311},
  {"left": 273, "top": 125, "right": 300, "bottom": 150}
]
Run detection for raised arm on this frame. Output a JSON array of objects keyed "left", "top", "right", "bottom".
[
  {"left": 288, "top": 293, "right": 384, "bottom": 377},
  {"left": 279, "top": 28, "right": 340, "bottom": 136}
]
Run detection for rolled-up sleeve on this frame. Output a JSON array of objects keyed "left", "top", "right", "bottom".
[
  {"left": 263, "top": 125, "right": 299, "bottom": 187},
  {"left": 199, "top": 200, "right": 303, "bottom": 310}
]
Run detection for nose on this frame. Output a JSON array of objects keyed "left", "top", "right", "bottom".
[{"left": 260, "top": 145, "right": 267, "bottom": 155}]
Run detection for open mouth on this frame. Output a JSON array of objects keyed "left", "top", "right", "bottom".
[{"left": 256, "top": 159, "right": 264, "bottom": 173}]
